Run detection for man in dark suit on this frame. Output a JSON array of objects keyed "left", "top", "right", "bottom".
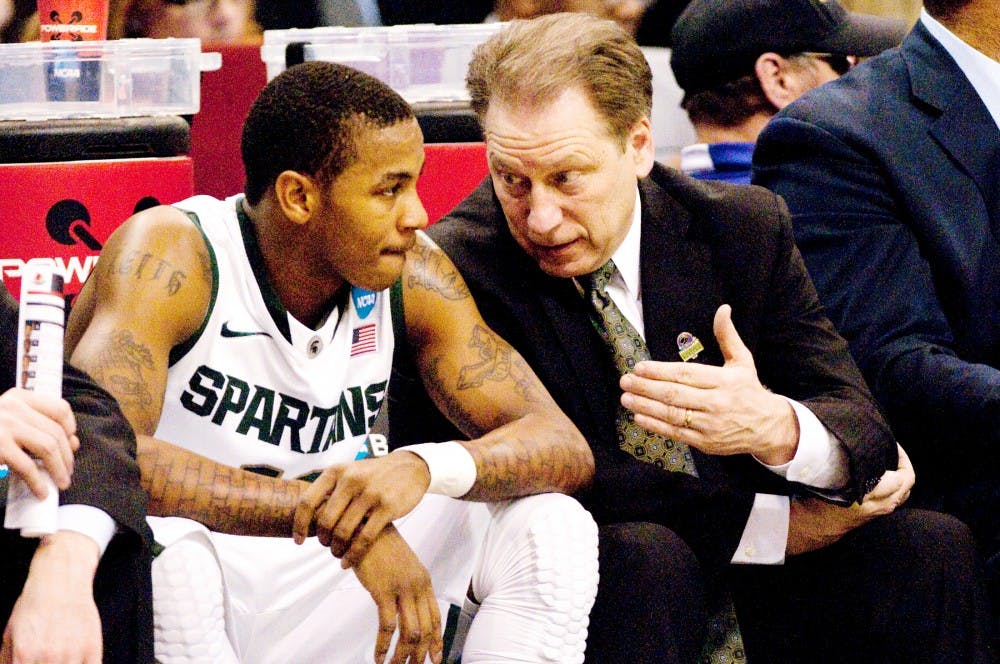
[
  {"left": 752, "top": 0, "right": 1000, "bottom": 601},
  {"left": 0, "top": 282, "right": 153, "bottom": 662},
  {"left": 389, "top": 12, "right": 996, "bottom": 663}
]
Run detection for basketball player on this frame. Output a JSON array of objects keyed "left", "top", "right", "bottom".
[{"left": 65, "top": 61, "right": 599, "bottom": 663}]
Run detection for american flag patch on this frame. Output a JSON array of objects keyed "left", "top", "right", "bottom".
[{"left": 350, "top": 324, "right": 377, "bottom": 357}]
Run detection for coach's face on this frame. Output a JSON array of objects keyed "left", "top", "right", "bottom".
[
  {"left": 315, "top": 118, "right": 428, "bottom": 292},
  {"left": 483, "top": 86, "right": 654, "bottom": 278}
]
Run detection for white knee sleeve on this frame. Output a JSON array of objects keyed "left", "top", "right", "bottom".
[
  {"left": 152, "top": 535, "right": 239, "bottom": 664},
  {"left": 462, "top": 493, "right": 599, "bottom": 664}
]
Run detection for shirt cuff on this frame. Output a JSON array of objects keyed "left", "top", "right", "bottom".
[
  {"left": 730, "top": 493, "right": 789, "bottom": 565},
  {"left": 759, "top": 397, "right": 849, "bottom": 491},
  {"left": 57, "top": 504, "right": 116, "bottom": 556}
]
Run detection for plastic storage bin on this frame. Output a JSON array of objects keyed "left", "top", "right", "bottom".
[
  {"left": 260, "top": 24, "right": 502, "bottom": 105},
  {"left": 0, "top": 38, "right": 221, "bottom": 121}
]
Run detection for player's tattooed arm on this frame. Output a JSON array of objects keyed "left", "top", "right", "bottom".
[
  {"left": 67, "top": 206, "right": 306, "bottom": 536},
  {"left": 402, "top": 234, "right": 594, "bottom": 499},
  {"left": 141, "top": 439, "right": 307, "bottom": 536},
  {"left": 405, "top": 237, "right": 470, "bottom": 301}
]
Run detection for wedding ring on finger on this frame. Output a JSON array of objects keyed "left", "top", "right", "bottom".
[{"left": 683, "top": 408, "right": 693, "bottom": 429}]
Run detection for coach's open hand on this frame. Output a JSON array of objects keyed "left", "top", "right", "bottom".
[{"left": 620, "top": 304, "right": 799, "bottom": 465}]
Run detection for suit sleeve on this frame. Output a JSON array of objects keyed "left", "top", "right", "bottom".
[
  {"left": 753, "top": 114, "right": 1000, "bottom": 470},
  {"left": 741, "top": 183, "right": 895, "bottom": 500},
  {"left": 59, "top": 361, "right": 152, "bottom": 546}
]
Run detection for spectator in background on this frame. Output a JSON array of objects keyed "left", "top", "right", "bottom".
[
  {"left": 255, "top": 0, "right": 494, "bottom": 30},
  {"left": 489, "top": 0, "right": 650, "bottom": 36},
  {"left": 0, "top": 0, "right": 37, "bottom": 42},
  {"left": 753, "top": 0, "right": 1000, "bottom": 602},
  {"left": 254, "top": 0, "right": 382, "bottom": 30},
  {"left": 669, "top": 0, "right": 905, "bottom": 184},
  {"left": 0, "top": 283, "right": 153, "bottom": 663},
  {"left": 108, "top": 0, "right": 260, "bottom": 42}
]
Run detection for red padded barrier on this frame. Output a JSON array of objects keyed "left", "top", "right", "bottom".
[
  {"left": 190, "top": 43, "right": 266, "bottom": 200},
  {"left": 419, "top": 142, "right": 488, "bottom": 224},
  {"left": 0, "top": 157, "right": 194, "bottom": 300}
]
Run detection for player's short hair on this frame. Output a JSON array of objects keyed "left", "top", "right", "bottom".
[
  {"left": 466, "top": 12, "right": 652, "bottom": 148},
  {"left": 241, "top": 61, "right": 414, "bottom": 205}
]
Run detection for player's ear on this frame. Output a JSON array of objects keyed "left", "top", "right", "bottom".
[{"left": 274, "top": 170, "right": 320, "bottom": 226}]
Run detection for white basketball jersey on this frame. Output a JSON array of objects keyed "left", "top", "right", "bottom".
[{"left": 155, "top": 194, "right": 395, "bottom": 481}]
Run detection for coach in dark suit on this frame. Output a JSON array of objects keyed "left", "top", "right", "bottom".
[
  {"left": 0, "top": 283, "right": 153, "bottom": 662},
  {"left": 752, "top": 0, "right": 1000, "bottom": 595},
  {"left": 389, "top": 12, "right": 996, "bottom": 663}
]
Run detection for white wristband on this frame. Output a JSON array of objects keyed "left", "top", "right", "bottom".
[{"left": 398, "top": 441, "right": 477, "bottom": 498}]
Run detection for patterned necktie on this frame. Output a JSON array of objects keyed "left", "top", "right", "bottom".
[{"left": 582, "top": 259, "right": 747, "bottom": 664}]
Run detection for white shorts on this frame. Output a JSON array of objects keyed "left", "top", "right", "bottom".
[{"left": 150, "top": 494, "right": 489, "bottom": 663}]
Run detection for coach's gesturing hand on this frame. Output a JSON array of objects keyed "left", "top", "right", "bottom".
[{"left": 353, "top": 525, "right": 443, "bottom": 664}]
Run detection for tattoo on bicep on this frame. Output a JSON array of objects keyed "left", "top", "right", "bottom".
[
  {"left": 111, "top": 248, "right": 187, "bottom": 296},
  {"left": 406, "top": 243, "right": 469, "bottom": 300},
  {"left": 89, "top": 330, "right": 159, "bottom": 431},
  {"left": 458, "top": 326, "right": 510, "bottom": 389},
  {"left": 457, "top": 326, "right": 538, "bottom": 401},
  {"left": 424, "top": 356, "right": 487, "bottom": 438}
]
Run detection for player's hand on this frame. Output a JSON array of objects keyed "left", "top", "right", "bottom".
[
  {"left": 0, "top": 387, "right": 79, "bottom": 498},
  {"left": 353, "top": 525, "right": 443, "bottom": 664},
  {"left": 293, "top": 451, "right": 430, "bottom": 568},
  {"left": 787, "top": 444, "right": 914, "bottom": 555},
  {"left": 1, "top": 531, "right": 102, "bottom": 663},
  {"left": 619, "top": 304, "right": 799, "bottom": 465}
]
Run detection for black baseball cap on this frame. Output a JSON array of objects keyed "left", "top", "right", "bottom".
[{"left": 670, "top": 0, "right": 907, "bottom": 96}]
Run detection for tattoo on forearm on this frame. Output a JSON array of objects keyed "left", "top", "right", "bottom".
[
  {"left": 89, "top": 330, "right": 158, "bottom": 432},
  {"left": 467, "top": 426, "right": 592, "bottom": 501},
  {"left": 110, "top": 248, "right": 187, "bottom": 296},
  {"left": 142, "top": 445, "right": 300, "bottom": 536},
  {"left": 407, "top": 244, "right": 469, "bottom": 300}
]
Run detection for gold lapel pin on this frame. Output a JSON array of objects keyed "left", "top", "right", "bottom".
[{"left": 676, "top": 332, "right": 704, "bottom": 362}]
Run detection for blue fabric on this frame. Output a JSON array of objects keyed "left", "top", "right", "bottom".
[
  {"left": 690, "top": 143, "right": 755, "bottom": 184},
  {"left": 753, "top": 22, "right": 1000, "bottom": 482}
]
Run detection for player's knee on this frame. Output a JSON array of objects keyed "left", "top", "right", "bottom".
[
  {"left": 152, "top": 537, "right": 230, "bottom": 663},
  {"left": 480, "top": 493, "right": 599, "bottom": 604}
]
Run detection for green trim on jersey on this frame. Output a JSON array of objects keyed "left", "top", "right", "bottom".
[
  {"left": 390, "top": 276, "right": 406, "bottom": 351},
  {"left": 235, "top": 196, "right": 293, "bottom": 343},
  {"left": 168, "top": 210, "right": 219, "bottom": 368}
]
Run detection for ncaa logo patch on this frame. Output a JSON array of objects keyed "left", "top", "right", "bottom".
[{"left": 352, "top": 287, "right": 377, "bottom": 319}]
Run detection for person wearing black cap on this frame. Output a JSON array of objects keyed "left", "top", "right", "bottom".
[
  {"left": 668, "top": 0, "right": 906, "bottom": 183},
  {"left": 753, "top": 0, "right": 1000, "bottom": 612}
]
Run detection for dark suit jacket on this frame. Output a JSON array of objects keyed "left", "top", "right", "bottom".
[
  {"left": 0, "top": 283, "right": 153, "bottom": 662},
  {"left": 753, "top": 21, "right": 1000, "bottom": 492},
  {"left": 389, "top": 163, "right": 895, "bottom": 571}
]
